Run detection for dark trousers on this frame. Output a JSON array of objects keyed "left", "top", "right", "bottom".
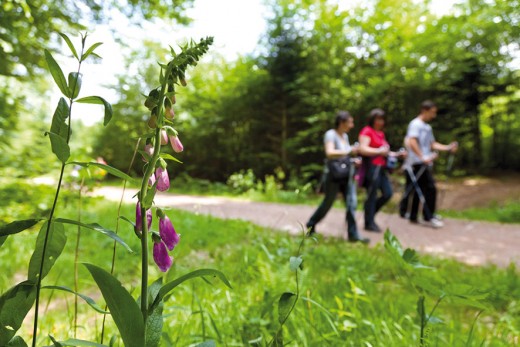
[
  {"left": 399, "top": 169, "right": 413, "bottom": 217},
  {"left": 307, "top": 172, "right": 360, "bottom": 240},
  {"left": 364, "top": 165, "right": 393, "bottom": 227},
  {"left": 408, "top": 164, "right": 437, "bottom": 221}
]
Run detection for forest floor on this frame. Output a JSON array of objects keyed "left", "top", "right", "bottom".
[{"left": 94, "top": 175, "right": 520, "bottom": 268}]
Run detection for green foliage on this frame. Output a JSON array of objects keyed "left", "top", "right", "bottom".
[
  {"left": 1, "top": 197, "right": 519, "bottom": 345},
  {"left": 442, "top": 199, "right": 520, "bottom": 224},
  {"left": 85, "top": 264, "right": 145, "bottom": 347}
]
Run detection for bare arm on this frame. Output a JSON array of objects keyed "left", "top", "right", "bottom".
[
  {"left": 410, "top": 137, "right": 437, "bottom": 164},
  {"left": 324, "top": 140, "right": 351, "bottom": 159},
  {"left": 359, "top": 135, "right": 389, "bottom": 157},
  {"left": 432, "top": 141, "right": 458, "bottom": 153}
]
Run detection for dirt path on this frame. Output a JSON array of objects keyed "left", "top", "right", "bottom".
[{"left": 93, "top": 187, "right": 520, "bottom": 267}]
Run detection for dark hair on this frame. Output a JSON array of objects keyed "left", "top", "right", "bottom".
[
  {"left": 367, "top": 108, "right": 385, "bottom": 127},
  {"left": 335, "top": 110, "right": 352, "bottom": 128},
  {"left": 420, "top": 100, "right": 437, "bottom": 111}
]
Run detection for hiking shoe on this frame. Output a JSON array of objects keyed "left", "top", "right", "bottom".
[
  {"left": 424, "top": 218, "right": 444, "bottom": 229},
  {"left": 433, "top": 214, "right": 443, "bottom": 221},
  {"left": 364, "top": 224, "right": 382, "bottom": 232}
]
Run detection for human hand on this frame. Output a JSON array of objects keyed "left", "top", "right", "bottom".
[
  {"left": 449, "top": 141, "right": 459, "bottom": 153},
  {"left": 351, "top": 142, "right": 360, "bottom": 156},
  {"left": 422, "top": 152, "right": 438, "bottom": 164},
  {"left": 378, "top": 145, "right": 390, "bottom": 157}
]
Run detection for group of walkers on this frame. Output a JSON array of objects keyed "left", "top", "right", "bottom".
[{"left": 306, "top": 100, "right": 458, "bottom": 243}]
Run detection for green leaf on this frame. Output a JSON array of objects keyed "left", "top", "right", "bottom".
[
  {"left": 0, "top": 236, "right": 6, "bottom": 248},
  {"left": 84, "top": 264, "right": 145, "bottom": 347},
  {"left": 0, "top": 281, "right": 36, "bottom": 345},
  {"left": 48, "top": 336, "right": 63, "bottom": 347},
  {"left": 75, "top": 96, "right": 113, "bottom": 125},
  {"left": 42, "top": 286, "right": 109, "bottom": 314},
  {"left": 278, "top": 292, "right": 297, "bottom": 324},
  {"left": 68, "top": 72, "right": 82, "bottom": 99},
  {"left": 142, "top": 184, "right": 157, "bottom": 210},
  {"left": 46, "top": 338, "right": 108, "bottom": 347},
  {"left": 67, "top": 162, "right": 136, "bottom": 183},
  {"left": 54, "top": 218, "right": 133, "bottom": 253},
  {"left": 6, "top": 335, "right": 28, "bottom": 347},
  {"left": 159, "top": 153, "right": 183, "bottom": 164},
  {"left": 289, "top": 256, "right": 302, "bottom": 271},
  {"left": 195, "top": 341, "right": 216, "bottom": 347},
  {"left": 44, "top": 49, "right": 70, "bottom": 97},
  {"left": 145, "top": 279, "right": 163, "bottom": 347},
  {"left": 50, "top": 98, "right": 69, "bottom": 139},
  {"left": 58, "top": 33, "right": 79, "bottom": 60},
  {"left": 417, "top": 295, "right": 426, "bottom": 322},
  {"left": 28, "top": 222, "right": 67, "bottom": 282},
  {"left": 0, "top": 219, "right": 44, "bottom": 237},
  {"left": 152, "top": 269, "right": 232, "bottom": 309},
  {"left": 81, "top": 42, "right": 103, "bottom": 61},
  {"left": 45, "top": 131, "right": 70, "bottom": 163}
]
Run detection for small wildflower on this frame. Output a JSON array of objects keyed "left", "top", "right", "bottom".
[
  {"left": 135, "top": 202, "right": 152, "bottom": 232},
  {"left": 159, "top": 215, "right": 180, "bottom": 251},
  {"left": 155, "top": 167, "right": 170, "bottom": 192},
  {"left": 161, "top": 130, "right": 169, "bottom": 145},
  {"left": 153, "top": 241, "right": 172, "bottom": 272},
  {"left": 169, "top": 135, "right": 184, "bottom": 153}
]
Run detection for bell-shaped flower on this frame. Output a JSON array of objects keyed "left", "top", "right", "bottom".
[
  {"left": 169, "top": 135, "right": 184, "bottom": 153},
  {"left": 153, "top": 240, "right": 172, "bottom": 272},
  {"left": 160, "top": 130, "right": 169, "bottom": 145},
  {"left": 155, "top": 167, "right": 170, "bottom": 191},
  {"left": 159, "top": 215, "right": 180, "bottom": 251},
  {"left": 135, "top": 202, "right": 152, "bottom": 233},
  {"left": 142, "top": 144, "right": 154, "bottom": 162}
]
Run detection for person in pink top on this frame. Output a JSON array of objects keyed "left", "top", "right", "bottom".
[{"left": 358, "top": 108, "right": 405, "bottom": 232}]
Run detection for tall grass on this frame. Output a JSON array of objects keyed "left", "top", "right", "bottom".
[{"left": 1, "top": 183, "right": 519, "bottom": 345}]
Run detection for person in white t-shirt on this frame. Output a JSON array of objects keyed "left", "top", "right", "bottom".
[
  {"left": 306, "top": 111, "right": 369, "bottom": 243},
  {"left": 400, "top": 100, "right": 458, "bottom": 228}
]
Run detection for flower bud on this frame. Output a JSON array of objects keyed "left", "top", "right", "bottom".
[
  {"left": 142, "top": 144, "right": 154, "bottom": 162},
  {"left": 148, "top": 115, "right": 157, "bottom": 129},
  {"left": 161, "top": 130, "right": 169, "bottom": 145},
  {"left": 164, "top": 108, "right": 175, "bottom": 120},
  {"left": 169, "top": 135, "right": 184, "bottom": 153}
]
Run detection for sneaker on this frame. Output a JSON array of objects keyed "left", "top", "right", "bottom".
[
  {"left": 433, "top": 214, "right": 443, "bottom": 221},
  {"left": 364, "top": 224, "right": 382, "bottom": 232},
  {"left": 424, "top": 218, "right": 444, "bottom": 229}
]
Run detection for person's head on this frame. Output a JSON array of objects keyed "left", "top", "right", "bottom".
[
  {"left": 367, "top": 108, "right": 386, "bottom": 130},
  {"left": 419, "top": 100, "right": 438, "bottom": 122},
  {"left": 335, "top": 110, "right": 354, "bottom": 133}
]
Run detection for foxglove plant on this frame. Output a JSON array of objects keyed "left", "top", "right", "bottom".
[{"left": 0, "top": 34, "right": 231, "bottom": 347}]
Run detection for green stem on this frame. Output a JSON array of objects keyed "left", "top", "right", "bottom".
[
  {"left": 31, "top": 52, "right": 83, "bottom": 347},
  {"left": 419, "top": 295, "right": 426, "bottom": 347},
  {"left": 74, "top": 177, "right": 85, "bottom": 339},
  {"left": 139, "top": 104, "right": 164, "bottom": 326}
]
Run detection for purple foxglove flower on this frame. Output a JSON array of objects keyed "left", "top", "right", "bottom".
[
  {"left": 160, "top": 130, "right": 169, "bottom": 145},
  {"left": 155, "top": 167, "right": 170, "bottom": 191},
  {"left": 135, "top": 202, "right": 152, "bottom": 232},
  {"left": 142, "top": 144, "right": 154, "bottom": 162},
  {"left": 153, "top": 241, "right": 172, "bottom": 272},
  {"left": 159, "top": 215, "right": 180, "bottom": 251},
  {"left": 169, "top": 135, "right": 184, "bottom": 153}
]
